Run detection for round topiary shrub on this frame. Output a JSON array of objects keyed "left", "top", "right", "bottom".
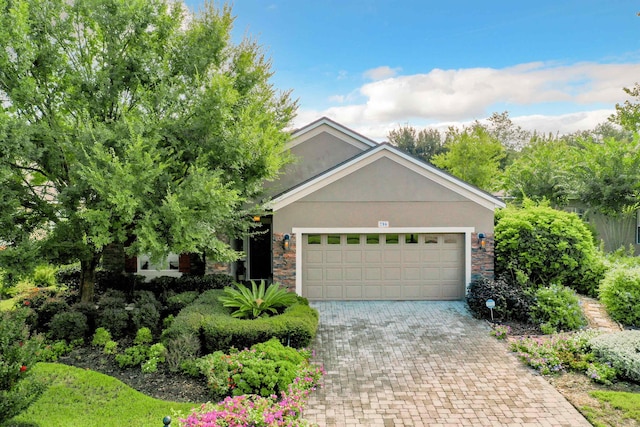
[
  {"left": 466, "top": 275, "right": 533, "bottom": 322},
  {"left": 49, "top": 311, "right": 88, "bottom": 342},
  {"left": 599, "top": 267, "right": 640, "bottom": 327},
  {"left": 495, "top": 201, "right": 605, "bottom": 296},
  {"left": 530, "top": 284, "right": 586, "bottom": 334},
  {"left": 35, "top": 299, "right": 70, "bottom": 332}
]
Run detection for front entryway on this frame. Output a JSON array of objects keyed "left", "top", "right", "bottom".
[{"left": 301, "top": 233, "right": 465, "bottom": 300}]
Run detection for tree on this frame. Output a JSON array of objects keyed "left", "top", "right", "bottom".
[
  {"left": 610, "top": 83, "right": 640, "bottom": 132},
  {"left": 387, "top": 125, "right": 446, "bottom": 162},
  {"left": 501, "top": 135, "right": 577, "bottom": 206},
  {"left": 572, "top": 136, "right": 640, "bottom": 217},
  {"left": 485, "top": 111, "right": 530, "bottom": 152},
  {"left": 0, "top": 0, "right": 296, "bottom": 302},
  {"left": 431, "top": 125, "right": 505, "bottom": 191}
]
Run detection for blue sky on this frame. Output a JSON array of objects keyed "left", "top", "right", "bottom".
[{"left": 184, "top": 1, "right": 640, "bottom": 140}]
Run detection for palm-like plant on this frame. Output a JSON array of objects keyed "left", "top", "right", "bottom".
[{"left": 219, "top": 280, "right": 298, "bottom": 319}]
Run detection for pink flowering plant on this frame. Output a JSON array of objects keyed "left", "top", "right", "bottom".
[{"left": 181, "top": 338, "right": 324, "bottom": 427}]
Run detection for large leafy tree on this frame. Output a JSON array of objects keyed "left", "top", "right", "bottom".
[
  {"left": 572, "top": 136, "right": 640, "bottom": 217},
  {"left": 0, "top": 0, "right": 296, "bottom": 302},
  {"left": 610, "top": 83, "right": 640, "bottom": 132},
  {"left": 386, "top": 125, "right": 446, "bottom": 162},
  {"left": 501, "top": 135, "right": 577, "bottom": 206},
  {"left": 431, "top": 125, "right": 505, "bottom": 191}
]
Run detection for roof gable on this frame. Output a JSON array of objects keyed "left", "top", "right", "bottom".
[
  {"left": 270, "top": 143, "right": 506, "bottom": 212},
  {"left": 288, "top": 117, "right": 378, "bottom": 151}
]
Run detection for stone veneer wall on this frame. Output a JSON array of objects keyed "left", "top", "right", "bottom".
[
  {"left": 272, "top": 232, "right": 296, "bottom": 292},
  {"left": 470, "top": 232, "right": 496, "bottom": 283}
]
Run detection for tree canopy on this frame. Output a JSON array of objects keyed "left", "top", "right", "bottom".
[
  {"left": 431, "top": 125, "right": 505, "bottom": 191},
  {"left": 0, "top": 0, "right": 296, "bottom": 302}
]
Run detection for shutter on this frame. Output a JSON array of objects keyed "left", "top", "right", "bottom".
[
  {"left": 179, "top": 253, "right": 191, "bottom": 273},
  {"left": 124, "top": 256, "right": 137, "bottom": 273}
]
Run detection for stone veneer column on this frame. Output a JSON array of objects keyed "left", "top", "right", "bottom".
[
  {"left": 470, "top": 232, "right": 496, "bottom": 282},
  {"left": 272, "top": 233, "right": 296, "bottom": 292}
]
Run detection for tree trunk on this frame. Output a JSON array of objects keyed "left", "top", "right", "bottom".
[{"left": 80, "top": 253, "right": 101, "bottom": 304}]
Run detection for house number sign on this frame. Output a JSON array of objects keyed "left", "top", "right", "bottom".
[{"left": 378, "top": 220, "right": 389, "bottom": 228}]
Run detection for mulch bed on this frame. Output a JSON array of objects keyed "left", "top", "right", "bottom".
[{"left": 58, "top": 345, "right": 211, "bottom": 404}]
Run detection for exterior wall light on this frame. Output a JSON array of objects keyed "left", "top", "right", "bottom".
[
  {"left": 478, "top": 233, "right": 486, "bottom": 250},
  {"left": 283, "top": 234, "right": 291, "bottom": 251}
]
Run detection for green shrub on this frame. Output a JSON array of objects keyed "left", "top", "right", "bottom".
[
  {"left": 195, "top": 338, "right": 312, "bottom": 401},
  {"left": 495, "top": 201, "right": 605, "bottom": 296},
  {"left": 97, "top": 307, "right": 130, "bottom": 339},
  {"left": 166, "top": 291, "right": 199, "bottom": 315},
  {"left": 71, "top": 302, "right": 99, "bottom": 334},
  {"left": 466, "top": 275, "right": 533, "bottom": 322},
  {"left": 177, "top": 273, "right": 234, "bottom": 292},
  {"left": 219, "top": 280, "right": 298, "bottom": 319},
  {"left": 35, "top": 299, "right": 70, "bottom": 331},
  {"left": 49, "top": 311, "right": 89, "bottom": 342},
  {"left": 96, "top": 290, "right": 130, "bottom": 338},
  {"left": 0, "top": 308, "right": 45, "bottom": 424},
  {"left": 589, "top": 331, "right": 640, "bottom": 383},
  {"left": 134, "top": 327, "right": 153, "bottom": 345},
  {"left": 160, "top": 289, "right": 227, "bottom": 344},
  {"left": 32, "top": 264, "right": 58, "bottom": 288},
  {"left": 131, "top": 301, "right": 161, "bottom": 334},
  {"left": 54, "top": 263, "right": 81, "bottom": 291},
  {"left": 165, "top": 333, "right": 201, "bottom": 373},
  {"left": 530, "top": 284, "right": 586, "bottom": 334},
  {"left": 91, "top": 327, "right": 112, "bottom": 347},
  {"left": 38, "top": 340, "right": 75, "bottom": 362},
  {"left": 599, "top": 267, "right": 640, "bottom": 327},
  {"left": 201, "top": 302, "right": 319, "bottom": 353},
  {"left": 115, "top": 334, "right": 166, "bottom": 372}
]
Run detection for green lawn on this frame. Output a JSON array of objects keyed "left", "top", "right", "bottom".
[
  {"left": 4, "top": 363, "right": 199, "bottom": 427},
  {"left": 582, "top": 390, "right": 640, "bottom": 427}
]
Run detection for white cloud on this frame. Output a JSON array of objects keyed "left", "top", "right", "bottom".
[
  {"left": 294, "top": 61, "right": 639, "bottom": 140},
  {"left": 363, "top": 66, "right": 401, "bottom": 81}
]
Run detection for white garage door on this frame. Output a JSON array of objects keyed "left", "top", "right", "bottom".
[{"left": 302, "top": 233, "right": 465, "bottom": 300}]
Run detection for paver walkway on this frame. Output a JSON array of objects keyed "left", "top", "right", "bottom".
[{"left": 305, "top": 301, "right": 591, "bottom": 427}]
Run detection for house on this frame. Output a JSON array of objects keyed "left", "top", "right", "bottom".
[
  {"left": 120, "top": 117, "right": 505, "bottom": 300},
  {"left": 230, "top": 117, "right": 505, "bottom": 300}
]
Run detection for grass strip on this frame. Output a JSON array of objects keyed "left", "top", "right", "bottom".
[{"left": 5, "top": 363, "right": 199, "bottom": 427}]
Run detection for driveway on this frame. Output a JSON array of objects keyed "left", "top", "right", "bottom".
[{"left": 304, "top": 301, "right": 591, "bottom": 427}]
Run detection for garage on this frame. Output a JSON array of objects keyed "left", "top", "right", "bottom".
[{"left": 301, "top": 232, "right": 465, "bottom": 300}]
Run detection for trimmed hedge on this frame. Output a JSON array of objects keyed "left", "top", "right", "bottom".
[
  {"left": 162, "top": 290, "right": 319, "bottom": 354},
  {"left": 201, "top": 302, "right": 319, "bottom": 352}
]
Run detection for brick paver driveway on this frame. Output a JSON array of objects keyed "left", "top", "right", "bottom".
[{"left": 305, "top": 301, "right": 591, "bottom": 427}]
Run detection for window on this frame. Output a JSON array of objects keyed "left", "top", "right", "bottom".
[
  {"left": 139, "top": 253, "right": 179, "bottom": 271},
  {"left": 347, "top": 234, "right": 361, "bottom": 244},
  {"left": 307, "top": 235, "right": 321, "bottom": 244},
  {"left": 366, "top": 234, "right": 380, "bottom": 244},
  {"left": 405, "top": 234, "right": 418, "bottom": 244},
  {"left": 327, "top": 235, "right": 341, "bottom": 244},
  {"left": 424, "top": 234, "right": 438, "bottom": 244},
  {"left": 385, "top": 234, "right": 399, "bottom": 244}
]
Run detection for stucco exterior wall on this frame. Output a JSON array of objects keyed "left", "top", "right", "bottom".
[
  {"left": 264, "top": 131, "right": 368, "bottom": 197},
  {"left": 273, "top": 201, "right": 495, "bottom": 234}
]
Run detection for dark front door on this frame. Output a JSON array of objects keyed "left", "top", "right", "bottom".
[{"left": 248, "top": 219, "right": 272, "bottom": 281}]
